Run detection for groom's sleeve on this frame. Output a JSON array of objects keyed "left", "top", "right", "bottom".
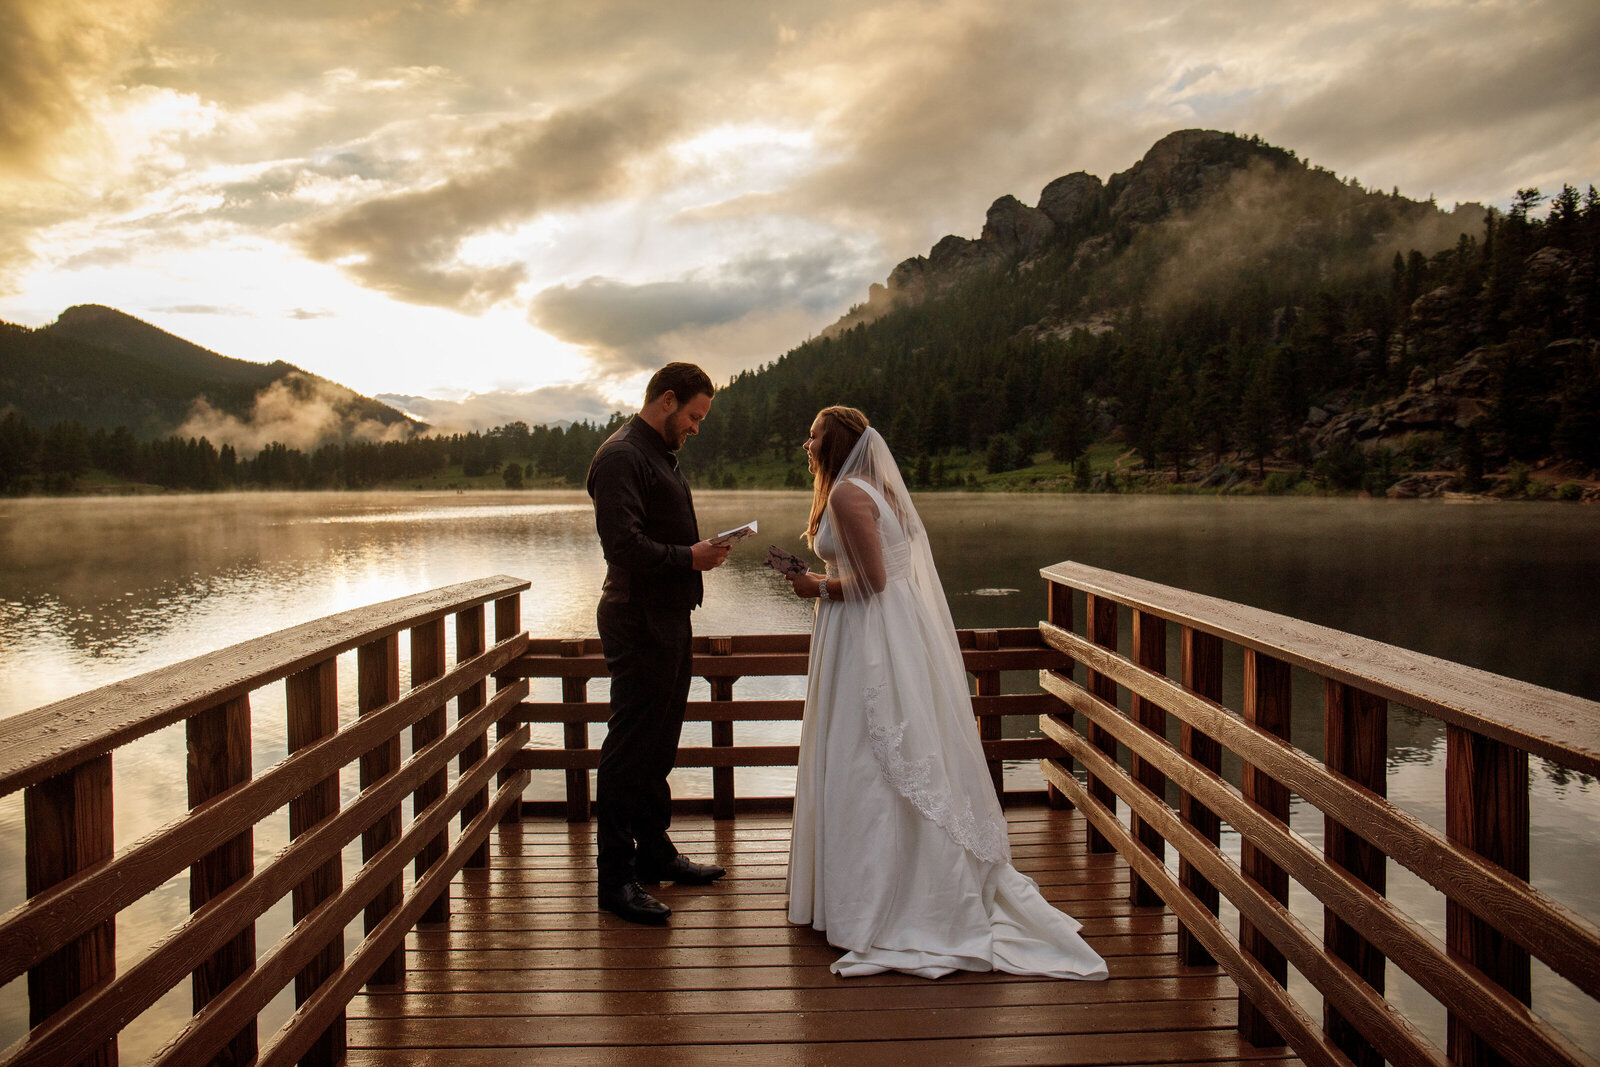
[{"left": 592, "top": 451, "right": 692, "bottom": 572}]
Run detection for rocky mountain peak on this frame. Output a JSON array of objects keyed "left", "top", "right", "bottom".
[
  {"left": 823, "top": 129, "right": 1283, "bottom": 336},
  {"left": 1107, "top": 128, "right": 1268, "bottom": 225}
]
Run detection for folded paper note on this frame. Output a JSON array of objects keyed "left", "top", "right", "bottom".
[{"left": 711, "top": 520, "right": 758, "bottom": 547}]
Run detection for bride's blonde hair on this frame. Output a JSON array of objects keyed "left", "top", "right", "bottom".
[{"left": 805, "top": 405, "right": 870, "bottom": 544}]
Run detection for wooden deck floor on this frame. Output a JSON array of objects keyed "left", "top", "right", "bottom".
[{"left": 348, "top": 805, "right": 1303, "bottom": 1066}]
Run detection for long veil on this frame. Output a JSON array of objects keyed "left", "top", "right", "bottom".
[{"left": 825, "top": 427, "right": 1010, "bottom": 864}]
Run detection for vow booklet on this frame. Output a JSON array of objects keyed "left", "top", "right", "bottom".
[
  {"left": 763, "top": 544, "right": 810, "bottom": 576},
  {"left": 711, "top": 520, "right": 758, "bottom": 547}
]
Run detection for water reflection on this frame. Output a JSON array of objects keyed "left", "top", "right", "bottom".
[{"left": 1, "top": 490, "right": 1597, "bottom": 1056}]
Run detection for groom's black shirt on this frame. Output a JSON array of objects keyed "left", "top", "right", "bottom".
[{"left": 586, "top": 415, "right": 704, "bottom": 610}]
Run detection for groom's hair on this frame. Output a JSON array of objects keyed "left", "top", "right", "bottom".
[{"left": 645, "top": 362, "right": 714, "bottom": 405}]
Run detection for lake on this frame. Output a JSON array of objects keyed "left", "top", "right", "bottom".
[{"left": 2, "top": 489, "right": 1597, "bottom": 1058}]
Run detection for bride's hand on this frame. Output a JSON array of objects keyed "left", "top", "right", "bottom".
[{"left": 787, "top": 572, "right": 822, "bottom": 598}]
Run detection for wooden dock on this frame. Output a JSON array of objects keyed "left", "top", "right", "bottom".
[
  {"left": 347, "top": 806, "right": 1300, "bottom": 1066},
  {"left": 4, "top": 567, "right": 1597, "bottom": 1067}
]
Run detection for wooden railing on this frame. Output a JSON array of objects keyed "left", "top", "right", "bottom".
[
  {"left": 8, "top": 565, "right": 1597, "bottom": 1067},
  {"left": 507, "top": 628, "right": 1069, "bottom": 819},
  {"left": 1036, "top": 560, "right": 1600, "bottom": 1067},
  {"left": 0, "top": 575, "right": 531, "bottom": 1067}
]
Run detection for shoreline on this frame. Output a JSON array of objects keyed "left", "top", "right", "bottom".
[{"left": 5, "top": 480, "right": 1597, "bottom": 504}]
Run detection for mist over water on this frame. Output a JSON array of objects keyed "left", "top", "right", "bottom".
[{"left": 1, "top": 490, "right": 1596, "bottom": 1056}]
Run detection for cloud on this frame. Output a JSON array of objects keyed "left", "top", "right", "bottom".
[
  {"left": 650, "top": 304, "right": 836, "bottom": 385},
  {"left": 297, "top": 87, "right": 689, "bottom": 311},
  {"left": 0, "top": 0, "right": 168, "bottom": 174},
  {"left": 1221, "top": 0, "right": 1600, "bottom": 206},
  {"left": 4, "top": 0, "right": 1599, "bottom": 398},
  {"left": 150, "top": 303, "right": 240, "bottom": 315},
  {"left": 377, "top": 385, "right": 620, "bottom": 433},
  {"left": 529, "top": 248, "right": 861, "bottom": 373},
  {"left": 177, "top": 371, "right": 414, "bottom": 454}
]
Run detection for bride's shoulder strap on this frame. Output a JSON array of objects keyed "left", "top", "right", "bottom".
[{"left": 842, "top": 476, "right": 887, "bottom": 508}]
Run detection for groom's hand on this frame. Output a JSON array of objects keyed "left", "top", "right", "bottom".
[{"left": 691, "top": 539, "right": 732, "bottom": 570}]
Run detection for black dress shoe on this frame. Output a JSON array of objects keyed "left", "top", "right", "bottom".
[
  {"left": 598, "top": 881, "right": 671, "bottom": 924},
  {"left": 636, "top": 854, "right": 726, "bottom": 885}
]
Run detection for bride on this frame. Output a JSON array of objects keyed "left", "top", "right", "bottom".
[{"left": 780, "top": 405, "right": 1108, "bottom": 980}]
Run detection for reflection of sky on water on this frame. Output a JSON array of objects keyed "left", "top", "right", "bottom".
[
  {"left": 299, "top": 503, "right": 592, "bottom": 525},
  {"left": 2, "top": 491, "right": 1597, "bottom": 1056}
]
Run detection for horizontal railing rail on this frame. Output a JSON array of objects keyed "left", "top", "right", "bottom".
[
  {"left": 1036, "top": 560, "right": 1600, "bottom": 1067},
  {"left": 507, "top": 627, "right": 1069, "bottom": 820},
  {"left": 0, "top": 576, "right": 532, "bottom": 1067}
]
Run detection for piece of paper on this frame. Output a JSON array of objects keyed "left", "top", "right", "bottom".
[
  {"left": 763, "top": 544, "right": 810, "bottom": 576},
  {"left": 711, "top": 520, "right": 758, "bottom": 547}
]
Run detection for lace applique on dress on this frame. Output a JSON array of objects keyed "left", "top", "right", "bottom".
[{"left": 863, "top": 684, "right": 1010, "bottom": 864}]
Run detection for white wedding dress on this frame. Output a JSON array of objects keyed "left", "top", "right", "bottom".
[{"left": 786, "top": 468, "right": 1108, "bottom": 981}]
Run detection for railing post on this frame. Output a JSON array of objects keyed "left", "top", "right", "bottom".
[
  {"left": 560, "top": 638, "right": 590, "bottom": 823},
  {"left": 1085, "top": 593, "right": 1119, "bottom": 853},
  {"left": 1178, "top": 627, "right": 1223, "bottom": 965},
  {"left": 1446, "top": 726, "right": 1530, "bottom": 1067},
  {"left": 358, "top": 634, "right": 404, "bottom": 987},
  {"left": 708, "top": 637, "right": 737, "bottom": 820},
  {"left": 25, "top": 754, "right": 116, "bottom": 1067},
  {"left": 1129, "top": 611, "right": 1167, "bottom": 906},
  {"left": 187, "top": 695, "right": 256, "bottom": 1066},
  {"left": 1239, "top": 649, "right": 1292, "bottom": 1047},
  {"left": 1324, "top": 679, "right": 1388, "bottom": 1067},
  {"left": 286, "top": 658, "right": 345, "bottom": 1067},
  {"left": 974, "top": 629, "right": 1005, "bottom": 806},
  {"left": 495, "top": 594, "right": 524, "bottom": 824},
  {"left": 1044, "top": 580, "right": 1074, "bottom": 810},
  {"left": 410, "top": 617, "right": 450, "bottom": 923},
  {"left": 457, "top": 604, "right": 490, "bottom": 868}
]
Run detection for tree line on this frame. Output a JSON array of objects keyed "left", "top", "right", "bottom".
[{"left": 0, "top": 413, "right": 630, "bottom": 494}]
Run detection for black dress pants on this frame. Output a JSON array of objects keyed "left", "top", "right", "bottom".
[{"left": 595, "top": 599, "right": 693, "bottom": 887}]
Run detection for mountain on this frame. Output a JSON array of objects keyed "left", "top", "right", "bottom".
[
  {"left": 685, "top": 130, "right": 1599, "bottom": 494},
  {"left": 45, "top": 304, "right": 293, "bottom": 387},
  {"left": 0, "top": 305, "right": 424, "bottom": 441}
]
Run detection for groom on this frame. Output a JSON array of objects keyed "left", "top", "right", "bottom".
[{"left": 586, "top": 362, "right": 730, "bottom": 924}]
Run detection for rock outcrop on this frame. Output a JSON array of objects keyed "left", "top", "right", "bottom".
[
  {"left": 1309, "top": 350, "right": 1493, "bottom": 455},
  {"left": 822, "top": 130, "right": 1282, "bottom": 336},
  {"left": 1038, "top": 172, "right": 1102, "bottom": 235},
  {"left": 1106, "top": 129, "right": 1244, "bottom": 225}
]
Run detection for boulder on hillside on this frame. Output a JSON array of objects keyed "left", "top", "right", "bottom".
[
  {"left": 1309, "top": 349, "right": 1494, "bottom": 455},
  {"left": 1038, "top": 172, "right": 1102, "bottom": 234},
  {"left": 981, "top": 194, "right": 1055, "bottom": 257},
  {"left": 1387, "top": 474, "right": 1454, "bottom": 499}
]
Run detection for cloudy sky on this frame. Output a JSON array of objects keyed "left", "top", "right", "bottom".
[{"left": 3, "top": 0, "right": 1597, "bottom": 426}]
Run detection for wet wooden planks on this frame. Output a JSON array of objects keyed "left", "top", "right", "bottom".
[{"left": 347, "top": 806, "right": 1302, "bottom": 1066}]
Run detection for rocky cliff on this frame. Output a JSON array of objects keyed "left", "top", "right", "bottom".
[{"left": 823, "top": 130, "right": 1279, "bottom": 336}]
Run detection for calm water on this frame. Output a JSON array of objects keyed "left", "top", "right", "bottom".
[{"left": 2, "top": 490, "right": 1597, "bottom": 1058}]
